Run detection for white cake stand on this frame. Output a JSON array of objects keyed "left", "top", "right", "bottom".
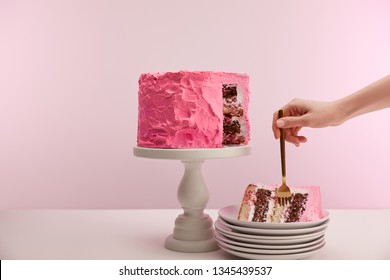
[{"left": 133, "top": 145, "right": 251, "bottom": 253}]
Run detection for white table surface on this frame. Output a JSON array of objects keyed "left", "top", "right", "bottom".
[{"left": 0, "top": 209, "right": 389, "bottom": 260}]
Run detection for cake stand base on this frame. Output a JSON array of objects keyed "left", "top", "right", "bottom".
[
  {"left": 165, "top": 234, "right": 219, "bottom": 253},
  {"left": 133, "top": 146, "right": 251, "bottom": 253},
  {"left": 164, "top": 211, "right": 219, "bottom": 252}
]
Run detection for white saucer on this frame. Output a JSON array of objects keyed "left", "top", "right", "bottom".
[
  {"left": 214, "top": 230, "right": 325, "bottom": 250},
  {"left": 219, "top": 205, "right": 329, "bottom": 229},
  {"left": 216, "top": 229, "right": 326, "bottom": 245},
  {"left": 218, "top": 243, "right": 325, "bottom": 260},
  {"left": 215, "top": 219, "right": 327, "bottom": 244},
  {"left": 217, "top": 217, "right": 329, "bottom": 236},
  {"left": 216, "top": 237, "right": 325, "bottom": 255}
]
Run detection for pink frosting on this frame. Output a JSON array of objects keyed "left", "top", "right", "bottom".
[{"left": 137, "top": 71, "right": 250, "bottom": 148}]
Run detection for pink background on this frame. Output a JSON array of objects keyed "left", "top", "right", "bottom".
[{"left": 1, "top": 0, "right": 390, "bottom": 210}]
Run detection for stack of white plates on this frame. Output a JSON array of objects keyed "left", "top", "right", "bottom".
[{"left": 215, "top": 205, "right": 329, "bottom": 259}]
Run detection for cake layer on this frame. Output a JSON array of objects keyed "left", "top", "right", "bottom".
[
  {"left": 137, "top": 71, "right": 250, "bottom": 148},
  {"left": 238, "top": 183, "right": 322, "bottom": 223}
]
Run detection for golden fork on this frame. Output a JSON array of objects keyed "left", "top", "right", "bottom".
[{"left": 277, "top": 109, "right": 292, "bottom": 206}]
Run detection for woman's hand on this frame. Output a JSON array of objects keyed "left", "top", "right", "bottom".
[{"left": 272, "top": 98, "right": 344, "bottom": 146}]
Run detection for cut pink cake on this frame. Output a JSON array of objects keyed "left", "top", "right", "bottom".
[
  {"left": 238, "top": 183, "right": 322, "bottom": 223},
  {"left": 137, "top": 71, "right": 250, "bottom": 148}
]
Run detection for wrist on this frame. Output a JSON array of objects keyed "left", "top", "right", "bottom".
[{"left": 331, "top": 99, "right": 350, "bottom": 126}]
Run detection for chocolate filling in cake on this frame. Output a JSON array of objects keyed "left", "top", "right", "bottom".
[
  {"left": 286, "top": 193, "right": 309, "bottom": 222},
  {"left": 222, "top": 84, "right": 238, "bottom": 101},
  {"left": 222, "top": 84, "right": 246, "bottom": 145},
  {"left": 252, "top": 188, "right": 272, "bottom": 222},
  {"left": 223, "top": 118, "right": 241, "bottom": 134}
]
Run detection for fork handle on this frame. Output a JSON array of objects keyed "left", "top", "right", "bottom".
[{"left": 278, "top": 110, "right": 286, "bottom": 184}]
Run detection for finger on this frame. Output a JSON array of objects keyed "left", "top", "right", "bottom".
[
  {"left": 285, "top": 134, "right": 307, "bottom": 146},
  {"left": 276, "top": 115, "right": 309, "bottom": 129},
  {"left": 272, "top": 110, "right": 281, "bottom": 139},
  {"left": 291, "top": 127, "right": 307, "bottom": 141},
  {"left": 285, "top": 135, "right": 301, "bottom": 146},
  {"left": 297, "top": 135, "right": 308, "bottom": 143}
]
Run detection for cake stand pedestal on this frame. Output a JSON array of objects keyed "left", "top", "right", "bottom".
[{"left": 133, "top": 146, "right": 251, "bottom": 253}]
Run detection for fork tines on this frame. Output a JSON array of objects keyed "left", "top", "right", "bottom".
[{"left": 277, "top": 195, "right": 292, "bottom": 206}]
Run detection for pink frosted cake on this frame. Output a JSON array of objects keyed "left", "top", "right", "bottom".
[
  {"left": 238, "top": 183, "right": 322, "bottom": 223},
  {"left": 137, "top": 71, "right": 250, "bottom": 148}
]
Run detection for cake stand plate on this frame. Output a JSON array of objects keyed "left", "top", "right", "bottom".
[{"left": 133, "top": 146, "right": 251, "bottom": 253}]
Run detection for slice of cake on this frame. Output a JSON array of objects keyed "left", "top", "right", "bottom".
[
  {"left": 238, "top": 183, "right": 322, "bottom": 223},
  {"left": 137, "top": 71, "right": 250, "bottom": 148}
]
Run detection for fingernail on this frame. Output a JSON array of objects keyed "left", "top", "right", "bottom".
[{"left": 276, "top": 120, "right": 285, "bottom": 127}]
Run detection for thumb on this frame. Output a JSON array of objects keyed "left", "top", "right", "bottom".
[{"left": 276, "top": 115, "right": 309, "bottom": 128}]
